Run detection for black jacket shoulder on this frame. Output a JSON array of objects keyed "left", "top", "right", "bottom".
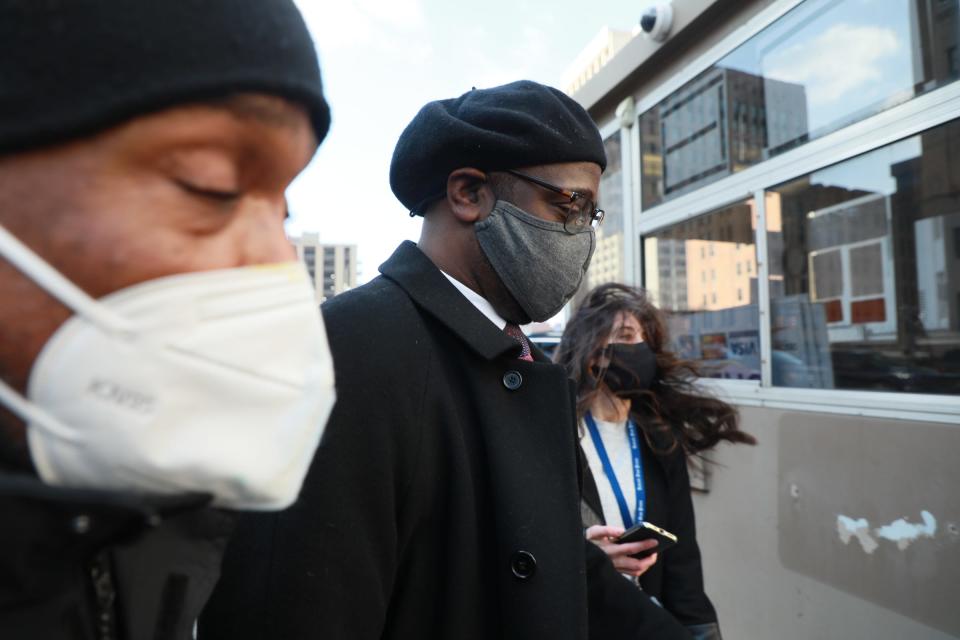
[{"left": 0, "top": 474, "right": 234, "bottom": 640}]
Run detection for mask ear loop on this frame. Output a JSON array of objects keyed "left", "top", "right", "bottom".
[
  {"left": 0, "top": 378, "right": 80, "bottom": 442},
  {"left": 0, "top": 224, "right": 133, "bottom": 443},
  {"left": 0, "top": 225, "right": 134, "bottom": 335}
]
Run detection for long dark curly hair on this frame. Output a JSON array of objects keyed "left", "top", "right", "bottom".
[{"left": 554, "top": 283, "right": 756, "bottom": 456}]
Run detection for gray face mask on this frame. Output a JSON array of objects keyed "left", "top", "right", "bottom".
[{"left": 475, "top": 200, "right": 595, "bottom": 322}]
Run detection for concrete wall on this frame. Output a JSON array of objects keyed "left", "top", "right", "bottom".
[{"left": 695, "top": 406, "right": 960, "bottom": 639}]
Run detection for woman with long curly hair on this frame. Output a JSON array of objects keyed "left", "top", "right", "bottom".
[{"left": 554, "top": 283, "right": 756, "bottom": 640}]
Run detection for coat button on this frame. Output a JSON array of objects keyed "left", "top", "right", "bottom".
[
  {"left": 71, "top": 514, "right": 91, "bottom": 534},
  {"left": 510, "top": 550, "right": 537, "bottom": 580},
  {"left": 503, "top": 370, "right": 523, "bottom": 390}
]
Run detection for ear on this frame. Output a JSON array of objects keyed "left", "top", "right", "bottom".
[{"left": 446, "top": 168, "right": 495, "bottom": 223}]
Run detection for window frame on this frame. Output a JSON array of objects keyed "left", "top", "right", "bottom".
[
  {"left": 609, "top": 0, "right": 960, "bottom": 425},
  {"left": 808, "top": 236, "right": 895, "bottom": 335}
]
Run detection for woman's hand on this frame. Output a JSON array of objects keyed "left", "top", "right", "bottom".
[{"left": 585, "top": 525, "right": 659, "bottom": 577}]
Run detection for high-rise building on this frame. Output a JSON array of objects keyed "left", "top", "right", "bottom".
[
  {"left": 561, "top": 27, "right": 635, "bottom": 96},
  {"left": 584, "top": 132, "right": 627, "bottom": 292},
  {"left": 289, "top": 232, "right": 357, "bottom": 303}
]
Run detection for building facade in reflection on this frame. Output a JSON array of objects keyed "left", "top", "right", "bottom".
[
  {"left": 627, "top": 0, "right": 960, "bottom": 392},
  {"left": 641, "top": 69, "right": 807, "bottom": 206}
]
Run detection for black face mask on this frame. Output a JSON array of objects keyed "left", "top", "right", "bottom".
[{"left": 594, "top": 342, "right": 657, "bottom": 395}]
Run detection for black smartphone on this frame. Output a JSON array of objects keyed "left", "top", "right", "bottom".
[{"left": 615, "top": 521, "right": 678, "bottom": 558}]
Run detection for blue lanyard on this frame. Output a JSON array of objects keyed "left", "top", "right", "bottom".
[{"left": 584, "top": 411, "right": 645, "bottom": 529}]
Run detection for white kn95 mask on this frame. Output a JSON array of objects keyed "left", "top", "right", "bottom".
[{"left": 0, "top": 224, "right": 335, "bottom": 511}]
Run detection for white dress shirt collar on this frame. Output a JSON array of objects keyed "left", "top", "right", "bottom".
[{"left": 440, "top": 270, "right": 507, "bottom": 330}]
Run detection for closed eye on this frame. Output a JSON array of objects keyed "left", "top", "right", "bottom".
[
  {"left": 543, "top": 205, "right": 570, "bottom": 224},
  {"left": 175, "top": 179, "right": 241, "bottom": 201}
]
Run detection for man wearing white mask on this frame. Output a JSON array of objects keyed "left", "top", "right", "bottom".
[{"left": 0, "top": 2, "right": 335, "bottom": 639}]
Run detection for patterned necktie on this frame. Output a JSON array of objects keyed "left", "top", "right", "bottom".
[{"left": 503, "top": 323, "right": 534, "bottom": 362}]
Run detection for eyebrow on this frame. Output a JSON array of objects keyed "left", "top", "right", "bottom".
[
  {"left": 552, "top": 182, "right": 595, "bottom": 202},
  {"left": 576, "top": 187, "right": 597, "bottom": 202},
  {"left": 562, "top": 183, "right": 596, "bottom": 202}
]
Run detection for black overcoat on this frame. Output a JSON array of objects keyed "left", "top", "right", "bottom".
[
  {"left": 200, "top": 241, "right": 689, "bottom": 640},
  {"left": 581, "top": 430, "right": 720, "bottom": 635}
]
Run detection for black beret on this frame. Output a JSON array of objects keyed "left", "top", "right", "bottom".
[
  {"left": 390, "top": 80, "right": 606, "bottom": 215},
  {"left": 0, "top": 0, "right": 330, "bottom": 154}
]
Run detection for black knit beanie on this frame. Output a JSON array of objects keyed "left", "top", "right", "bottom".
[
  {"left": 0, "top": 0, "right": 330, "bottom": 154},
  {"left": 390, "top": 80, "right": 606, "bottom": 215}
]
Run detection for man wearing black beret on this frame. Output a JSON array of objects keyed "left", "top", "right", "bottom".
[
  {"left": 203, "top": 81, "right": 690, "bottom": 639},
  {"left": 0, "top": 2, "right": 335, "bottom": 639}
]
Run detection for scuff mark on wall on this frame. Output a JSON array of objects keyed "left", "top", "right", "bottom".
[
  {"left": 836, "top": 511, "right": 937, "bottom": 552},
  {"left": 875, "top": 511, "right": 937, "bottom": 550},
  {"left": 837, "top": 515, "right": 878, "bottom": 553}
]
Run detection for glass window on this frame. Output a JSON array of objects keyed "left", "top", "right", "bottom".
[
  {"left": 767, "top": 118, "right": 960, "bottom": 394},
  {"left": 640, "top": 0, "right": 960, "bottom": 209},
  {"left": 586, "top": 132, "right": 626, "bottom": 289},
  {"left": 643, "top": 198, "right": 761, "bottom": 380},
  {"left": 810, "top": 250, "right": 843, "bottom": 301}
]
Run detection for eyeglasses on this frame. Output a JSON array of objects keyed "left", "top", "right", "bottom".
[{"left": 503, "top": 169, "right": 605, "bottom": 234}]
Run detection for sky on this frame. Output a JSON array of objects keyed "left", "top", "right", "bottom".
[
  {"left": 288, "top": 0, "right": 643, "bottom": 283},
  {"left": 712, "top": 0, "right": 917, "bottom": 143}
]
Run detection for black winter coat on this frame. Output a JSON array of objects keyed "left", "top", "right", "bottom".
[
  {"left": 581, "top": 431, "right": 721, "bottom": 637},
  {"left": 0, "top": 473, "right": 235, "bottom": 640},
  {"left": 200, "top": 241, "right": 689, "bottom": 640}
]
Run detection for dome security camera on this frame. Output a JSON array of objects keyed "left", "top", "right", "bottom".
[{"left": 639, "top": 3, "right": 674, "bottom": 42}]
